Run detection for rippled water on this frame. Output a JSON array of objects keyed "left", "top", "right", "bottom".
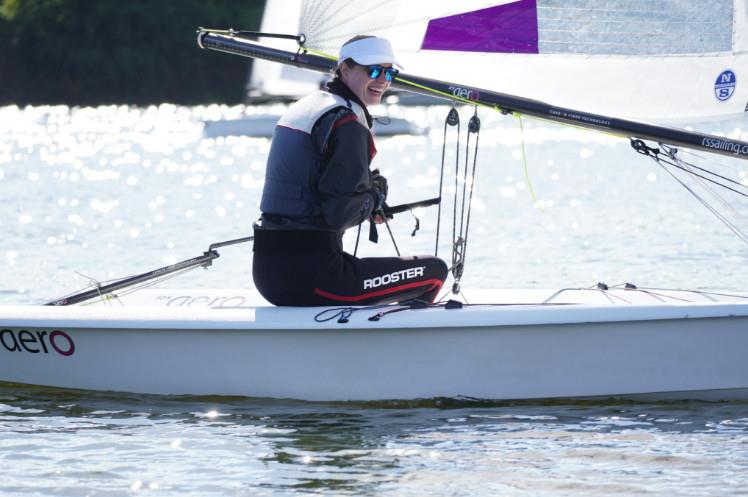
[
  {"left": 2, "top": 385, "right": 748, "bottom": 496},
  {"left": 2, "top": 104, "right": 748, "bottom": 495}
]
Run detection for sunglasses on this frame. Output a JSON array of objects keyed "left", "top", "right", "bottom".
[{"left": 362, "top": 64, "right": 399, "bottom": 82}]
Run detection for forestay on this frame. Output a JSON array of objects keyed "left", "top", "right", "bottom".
[{"left": 299, "top": 0, "right": 748, "bottom": 120}]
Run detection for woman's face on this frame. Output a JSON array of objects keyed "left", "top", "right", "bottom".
[{"left": 340, "top": 62, "right": 392, "bottom": 107}]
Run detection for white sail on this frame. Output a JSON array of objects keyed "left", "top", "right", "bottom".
[
  {"left": 298, "top": 0, "right": 748, "bottom": 120},
  {"left": 247, "top": 0, "right": 327, "bottom": 100}
]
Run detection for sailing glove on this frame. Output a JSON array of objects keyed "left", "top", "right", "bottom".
[{"left": 371, "top": 169, "right": 388, "bottom": 209}]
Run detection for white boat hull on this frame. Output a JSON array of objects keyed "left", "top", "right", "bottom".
[
  {"left": 2, "top": 288, "right": 748, "bottom": 401},
  {"left": 203, "top": 115, "right": 426, "bottom": 138}
]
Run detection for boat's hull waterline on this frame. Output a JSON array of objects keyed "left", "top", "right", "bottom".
[{"left": 2, "top": 289, "right": 747, "bottom": 401}]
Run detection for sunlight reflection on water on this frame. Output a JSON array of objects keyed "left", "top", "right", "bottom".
[{"left": 1, "top": 104, "right": 747, "bottom": 304}]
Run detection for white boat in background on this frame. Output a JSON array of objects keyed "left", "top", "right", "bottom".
[
  {"left": 2, "top": 287, "right": 748, "bottom": 401},
  {"left": 203, "top": 113, "right": 426, "bottom": 138}
]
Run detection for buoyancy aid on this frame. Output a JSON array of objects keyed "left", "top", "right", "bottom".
[{"left": 259, "top": 90, "right": 371, "bottom": 224}]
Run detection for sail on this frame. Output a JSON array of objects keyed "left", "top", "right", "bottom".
[
  {"left": 298, "top": 0, "right": 748, "bottom": 120},
  {"left": 247, "top": 0, "right": 327, "bottom": 100}
]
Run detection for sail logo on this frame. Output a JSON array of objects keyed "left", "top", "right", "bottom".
[
  {"left": 714, "top": 70, "right": 736, "bottom": 101},
  {"left": 0, "top": 329, "right": 76, "bottom": 356},
  {"left": 448, "top": 86, "right": 480, "bottom": 101}
]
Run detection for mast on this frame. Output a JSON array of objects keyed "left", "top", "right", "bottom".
[{"left": 197, "top": 30, "right": 748, "bottom": 160}]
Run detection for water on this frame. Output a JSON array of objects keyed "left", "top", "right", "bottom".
[
  {"left": 3, "top": 103, "right": 748, "bottom": 304},
  {"left": 2, "top": 103, "right": 748, "bottom": 495},
  {"left": 2, "top": 385, "right": 748, "bottom": 496}
]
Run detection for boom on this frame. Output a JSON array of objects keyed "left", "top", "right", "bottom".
[{"left": 197, "top": 29, "right": 748, "bottom": 160}]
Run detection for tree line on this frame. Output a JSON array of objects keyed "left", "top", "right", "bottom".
[{"left": 0, "top": 0, "right": 265, "bottom": 105}]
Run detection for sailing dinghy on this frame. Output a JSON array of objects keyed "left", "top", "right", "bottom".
[{"left": 3, "top": 0, "right": 748, "bottom": 401}]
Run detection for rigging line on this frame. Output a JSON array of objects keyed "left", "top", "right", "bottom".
[
  {"left": 451, "top": 117, "right": 462, "bottom": 278},
  {"left": 649, "top": 155, "right": 748, "bottom": 245},
  {"left": 383, "top": 216, "right": 401, "bottom": 256},
  {"left": 451, "top": 113, "right": 462, "bottom": 276},
  {"left": 626, "top": 286, "right": 748, "bottom": 301},
  {"left": 451, "top": 108, "right": 482, "bottom": 294},
  {"left": 55, "top": 272, "right": 134, "bottom": 302},
  {"left": 632, "top": 139, "right": 748, "bottom": 198},
  {"left": 458, "top": 114, "right": 472, "bottom": 242},
  {"left": 656, "top": 152, "right": 748, "bottom": 198},
  {"left": 461, "top": 110, "right": 482, "bottom": 274},
  {"left": 605, "top": 282, "right": 699, "bottom": 303},
  {"left": 78, "top": 265, "right": 204, "bottom": 306},
  {"left": 654, "top": 151, "right": 746, "bottom": 223},
  {"left": 660, "top": 148, "right": 748, "bottom": 224},
  {"left": 301, "top": 46, "right": 338, "bottom": 60},
  {"left": 517, "top": 114, "right": 540, "bottom": 206},
  {"left": 660, "top": 147, "right": 748, "bottom": 192},
  {"left": 435, "top": 107, "right": 459, "bottom": 256},
  {"left": 666, "top": 151, "right": 748, "bottom": 225},
  {"left": 671, "top": 146, "right": 748, "bottom": 174}
]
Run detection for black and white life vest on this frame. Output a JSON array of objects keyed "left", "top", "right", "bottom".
[{"left": 259, "top": 91, "right": 371, "bottom": 221}]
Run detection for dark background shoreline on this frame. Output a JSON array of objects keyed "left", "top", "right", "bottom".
[{"left": 0, "top": 0, "right": 266, "bottom": 106}]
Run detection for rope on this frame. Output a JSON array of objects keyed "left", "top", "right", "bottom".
[
  {"left": 517, "top": 115, "right": 540, "bottom": 205},
  {"left": 630, "top": 139, "right": 748, "bottom": 246},
  {"left": 460, "top": 109, "right": 482, "bottom": 285},
  {"left": 445, "top": 107, "right": 482, "bottom": 294},
  {"left": 435, "top": 107, "right": 460, "bottom": 256},
  {"left": 200, "top": 28, "right": 305, "bottom": 44},
  {"left": 383, "top": 217, "right": 401, "bottom": 256}
]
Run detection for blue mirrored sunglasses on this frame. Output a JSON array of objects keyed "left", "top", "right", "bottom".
[{"left": 365, "top": 64, "right": 399, "bottom": 82}]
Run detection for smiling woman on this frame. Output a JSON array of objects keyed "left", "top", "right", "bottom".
[
  {"left": 252, "top": 35, "right": 448, "bottom": 307},
  {"left": 336, "top": 36, "right": 402, "bottom": 106}
]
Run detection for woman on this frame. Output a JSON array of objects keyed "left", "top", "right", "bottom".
[{"left": 253, "top": 35, "right": 448, "bottom": 306}]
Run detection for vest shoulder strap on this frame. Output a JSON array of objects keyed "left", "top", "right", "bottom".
[{"left": 278, "top": 91, "right": 370, "bottom": 134}]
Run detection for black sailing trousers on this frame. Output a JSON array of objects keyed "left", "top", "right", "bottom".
[{"left": 252, "top": 228, "right": 448, "bottom": 307}]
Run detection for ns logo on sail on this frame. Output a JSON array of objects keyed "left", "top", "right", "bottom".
[{"left": 715, "top": 70, "right": 736, "bottom": 102}]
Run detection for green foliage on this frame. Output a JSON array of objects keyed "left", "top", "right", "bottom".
[{"left": 0, "top": 0, "right": 265, "bottom": 105}]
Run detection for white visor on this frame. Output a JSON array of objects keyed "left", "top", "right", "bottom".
[{"left": 338, "top": 37, "right": 403, "bottom": 70}]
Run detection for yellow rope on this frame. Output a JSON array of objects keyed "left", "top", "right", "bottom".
[
  {"left": 302, "top": 46, "right": 339, "bottom": 60},
  {"left": 517, "top": 114, "right": 541, "bottom": 209}
]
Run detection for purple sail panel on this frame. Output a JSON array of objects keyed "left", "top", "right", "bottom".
[{"left": 421, "top": 0, "right": 539, "bottom": 54}]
